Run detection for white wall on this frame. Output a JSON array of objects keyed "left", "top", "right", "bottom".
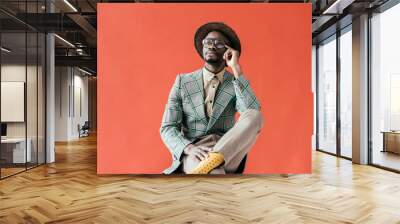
[
  {"left": 1, "top": 65, "right": 26, "bottom": 135},
  {"left": 55, "top": 66, "right": 69, "bottom": 141},
  {"left": 55, "top": 67, "right": 89, "bottom": 141},
  {"left": 72, "top": 73, "right": 89, "bottom": 138},
  {"left": 1, "top": 65, "right": 41, "bottom": 137}
]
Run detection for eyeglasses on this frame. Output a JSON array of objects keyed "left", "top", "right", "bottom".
[{"left": 202, "top": 39, "right": 226, "bottom": 49}]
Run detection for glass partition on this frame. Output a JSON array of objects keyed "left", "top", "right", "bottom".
[
  {"left": 1, "top": 30, "right": 28, "bottom": 177},
  {"left": 0, "top": 1, "right": 46, "bottom": 179}
]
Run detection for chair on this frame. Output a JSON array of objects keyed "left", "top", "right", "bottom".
[
  {"left": 78, "top": 121, "right": 90, "bottom": 138},
  {"left": 234, "top": 155, "right": 247, "bottom": 174}
]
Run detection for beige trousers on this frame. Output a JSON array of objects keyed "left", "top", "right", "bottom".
[{"left": 180, "top": 109, "right": 264, "bottom": 174}]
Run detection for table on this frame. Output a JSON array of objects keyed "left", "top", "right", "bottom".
[
  {"left": 381, "top": 131, "right": 400, "bottom": 154},
  {"left": 1, "top": 138, "right": 32, "bottom": 164}
]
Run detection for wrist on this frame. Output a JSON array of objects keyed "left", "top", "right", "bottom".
[{"left": 232, "top": 64, "right": 242, "bottom": 78}]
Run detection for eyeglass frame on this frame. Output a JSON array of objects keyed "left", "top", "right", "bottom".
[{"left": 202, "top": 38, "right": 227, "bottom": 49}]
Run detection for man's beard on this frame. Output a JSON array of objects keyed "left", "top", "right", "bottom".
[{"left": 205, "top": 57, "right": 224, "bottom": 65}]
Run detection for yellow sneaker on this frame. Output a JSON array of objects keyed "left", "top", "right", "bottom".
[{"left": 189, "top": 152, "right": 225, "bottom": 174}]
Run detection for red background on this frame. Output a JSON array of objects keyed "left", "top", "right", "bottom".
[{"left": 97, "top": 3, "right": 313, "bottom": 174}]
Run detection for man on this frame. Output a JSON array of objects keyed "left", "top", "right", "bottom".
[{"left": 160, "top": 22, "right": 264, "bottom": 174}]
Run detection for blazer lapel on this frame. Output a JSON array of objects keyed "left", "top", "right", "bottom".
[
  {"left": 183, "top": 69, "right": 208, "bottom": 126},
  {"left": 206, "top": 72, "right": 235, "bottom": 131}
]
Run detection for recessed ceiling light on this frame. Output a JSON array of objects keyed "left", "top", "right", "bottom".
[
  {"left": 323, "top": 0, "right": 355, "bottom": 15},
  {"left": 1, "top": 47, "right": 11, "bottom": 53},
  {"left": 54, "top": 34, "right": 75, "bottom": 48},
  {"left": 77, "top": 67, "right": 93, "bottom": 76},
  {"left": 63, "top": 0, "right": 78, "bottom": 12}
]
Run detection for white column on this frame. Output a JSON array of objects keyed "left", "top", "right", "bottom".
[
  {"left": 352, "top": 14, "right": 369, "bottom": 164},
  {"left": 45, "top": 0, "right": 55, "bottom": 163},
  {"left": 46, "top": 32, "right": 55, "bottom": 163}
]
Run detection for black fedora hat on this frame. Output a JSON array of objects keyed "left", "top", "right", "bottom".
[{"left": 194, "top": 22, "right": 241, "bottom": 59}]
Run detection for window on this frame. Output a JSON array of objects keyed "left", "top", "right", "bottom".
[
  {"left": 317, "top": 35, "right": 337, "bottom": 154},
  {"left": 371, "top": 2, "right": 400, "bottom": 171},
  {"left": 339, "top": 27, "right": 352, "bottom": 158}
]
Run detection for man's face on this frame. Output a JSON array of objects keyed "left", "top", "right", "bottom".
[{"left": 202, "top": 31, "right": 229, "bottom": 64}]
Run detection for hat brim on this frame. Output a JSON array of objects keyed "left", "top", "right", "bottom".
[{"left": 194, "top": 22, "right": 241, "bottom": 59}]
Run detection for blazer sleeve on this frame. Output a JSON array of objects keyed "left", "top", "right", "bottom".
[
  {"left": 160, "top": 74, "right": 192, "bottom": 161},
  {"left": 232, "top": 74, "right": 261, "bottom": 113}
]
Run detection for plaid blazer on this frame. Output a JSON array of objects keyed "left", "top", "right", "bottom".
[{"left": 160, "top": 68, "right": 261, "bottom": 174}]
